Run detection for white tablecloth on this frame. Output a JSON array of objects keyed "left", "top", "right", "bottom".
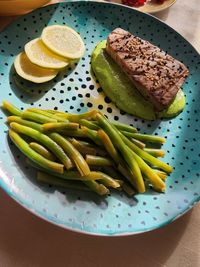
[{"left": 0, "top": 0, "right": 199, "bottom": 266}]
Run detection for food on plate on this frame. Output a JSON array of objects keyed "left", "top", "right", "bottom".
[
  {"left": 91, "top": 40, "right": 186, "bottom": 120},
  {"left": 158, "top": 88, "right": 186, "bottom": 118},
  {"left": 122, "top": 0, "right": 147, "bottom": 7},
  {"left": 122, "top": 0, "right": 167, "bottom": 8},
  {"left": 13, "top": 25, "right": 85, "bottom": 83},
  {"left": 41, "top": 25, "right": 85, "bottom": 59},
  {"left": 29, "top": 142, "right": 56, "bottom": 161},
  {"left": 91, "top": 28, "right": 189, "bottom": 120},
  {"left": 92, "top": 40, "right": 156, "bottom": 120},
  {"left": 3, "top": 100, "right": 173, "bottom": 196},
  {"left": 106, "top": 28, "right": 189, "bottom": 111},
  {"left": 25, "top": 38, "right": 69, "bottom": 69},
  {"left": 14, "top": 52, "right": 58, "bottom": 83}
]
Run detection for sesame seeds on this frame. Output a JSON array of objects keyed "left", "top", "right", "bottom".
[{"left": 107, "top": 28, "right": 189, "bottom": 109}]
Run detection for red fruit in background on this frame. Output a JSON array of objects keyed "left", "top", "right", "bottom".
[
  {"left": 121, "top": 0, "right": 166, "bottom": 7},
  {"left": 121, "top": 0, "right": 146, "bottom": 7},
  {"left": 152, "top": 0, "right": 166, "bottom": 3}
]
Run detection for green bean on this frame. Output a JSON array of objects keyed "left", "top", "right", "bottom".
[
  {"left": 45, "top": 110, "right": 59, "bottom": 114},
  {"left": 154, "top": 170, "right": 168, "bottom": 181},
  {"left": 29, "top": 142, "right": 56, "bottom": 161},
  {"left": 89, "top": 146, "right": 107, "bottom": 157},
  {"left": 60, "top": 128, "right": 87, "bottom": 138},
  {"left": 101, "top": 167, "right": 137, "bottom": 195},
  {"left": 117, "top": 160, "right": 163, "bottom": 192},
  {"left": 97, "top": 129, "right": 121, "bottom": 164},
  {"left": 131, "top": 138, "right": 146, "bottom": 149},
  {"left": 42, "top": 122, "right": 79, "bottom": 132},
  {"left": 10, "top": 122, "right": 73, "bottom": 170},
  {"left": 87, "top": 171, "right": 121, "bottom": 189},
  {"left": 114, "top": 179, "right": 124, "bottom": 187},
  {"left": 81, "top": 126, "right": 102, "bottom": 146},
  {"left": 67, "top": 110, "right": 97, "bottom": 122},
  {"left": 37, "top": 171, "right": 92, "bottom": 191},
  {"left": 122, "top": 132, "right": 166, "bottom": 144},
  {"left": 92, "top": 120, "right": 137, "bottom": 133},
  {"left": 115, "top": 131, "right": 166, "bottom": 191},
  {"left": 83, "top": 180, "right": 109, "bottom": 195},
  {"left": 61, "top": 170, "right": 101, "bottom": 180},
  {"left": 112, "top": 121, "right": 137, "bottom": 133},
  {"left": 117, "top": 164, "right": 131, "bottom": 181},
  {"left": 26, "top": 159, "right": 102, "bottom": 182},
  {"left": 27, "top": 159, "right": 105, "bottom": 181},
  {"left": 89, "top": 166, "right": 104, "bottom": 172},
  {"left": 119, "top": 132, "right": 173, "bottom": 173},
  {"left": 118, "top": 132, "right": 167, "bottom": 191},
  {"left": 144, "top": 148, "right": 165, "bottom": 157},
  {"left": 79, "top": 119, "right": 100, "bottom": 130},
  {"left": 128, "top": 149, "right": 166, "bottom": 192},
  {"left": 95, "top": 113, "right": 145, "bottom": 193},
  {"left": 22, "top": 111, "right": 57, "bottom": 124},
  {"left": 122, "top": 183, "right": 136, "bottom": 196},
  {"left": 34, "top": 109, "right": 69, "bottom": 118},
  {"left": 27, "top": 108, "right": 69, "bottom": 122},
  {"left": 117, "top": 163, "right": 140, "bottom": 188},
  {"left": 101, "top": 166, "right": 124, "bottom": 180},
  {"left": 113, "top": 159, "right": 140, "bottom": 191},
  {"left": 69, "top": 138, "right": 97, "bottom": 155},
  {"left": 69, "top": 139, "right": 107, "bottom": 156},
  {"left": 7, "top": 116, "right": 43, "bottom": 132},
  {"left": 2, "top": 100, "right": 22, "bottom": 116},
  {"left": 101, "top": 165, "right": 139, "bottom": 195},
  {"left": 39, "top": 171, "right": 110, "bottom": 195},
  {"left": 85, "top": 155, "right": 114, "bottom": 167},
  {"left": 98, "top": 125, "right": 144, "bottom": 150},
  {"left": 4, "top": 102, "right": 172, "bottom": 195},
  {"left": 9, "top": 129, "right": 64, "bottom": 173},
  {"left": 52, "top": 110, "right": 98, "bottom": 122},
  {"left": 50, "top": 133, "right": 91, "bottom": 176}
]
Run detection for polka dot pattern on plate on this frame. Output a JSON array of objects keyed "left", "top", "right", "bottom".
[{"left": 0, "top": 1, "right": 199, "bottom": 236}]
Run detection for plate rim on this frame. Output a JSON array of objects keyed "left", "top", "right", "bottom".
[
  {"left": 0, "top": 0, "right": 199, "bottom": 236},
  {"left": 138, "top": 0, "right": 177, "bottom": 14}
]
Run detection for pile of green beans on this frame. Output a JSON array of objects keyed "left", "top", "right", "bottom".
[{"left": 2, "top": 100, "right": 173, "bottom": 196}]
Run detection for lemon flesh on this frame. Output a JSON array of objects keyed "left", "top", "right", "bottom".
[
  {"left": 25, "top": 38, "right": 69, "bottom": 69},
  {"left": 14, "top": 52, "right": 58, "bottom": 83},
  {"left": 41, "top": 25, "right": 85, "bottom": 59}
]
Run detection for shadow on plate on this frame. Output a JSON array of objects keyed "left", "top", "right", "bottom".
[
  {"left": 9, "top": 62, "right": 78, "bottom": 103},
  {"left": 111, "top": 189, "right": 139, "bottom": 206}
]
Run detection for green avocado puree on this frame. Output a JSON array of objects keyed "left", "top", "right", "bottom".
[{"left": 91, "top": 40, "right": 185, "bottom": 120}]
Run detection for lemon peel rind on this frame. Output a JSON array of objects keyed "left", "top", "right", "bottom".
[
  {"left": 14, "top": 52, "right": 58, "bottom": 84},
  {"left": 41, "top": 25, "right": 85, "bottom": 59},
  {"left": 24, "top": 38, "right": 69, "bottom": 70}
]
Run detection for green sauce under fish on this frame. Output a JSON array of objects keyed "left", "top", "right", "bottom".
[{"left": 91, "top": 41, "right": 185, "bottom": 120}]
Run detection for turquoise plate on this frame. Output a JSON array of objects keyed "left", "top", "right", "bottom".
[{"left": 0, "top": 1, "right": 199, "bottom": 236}]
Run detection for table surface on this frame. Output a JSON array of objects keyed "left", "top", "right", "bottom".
[{"left": 0, "top": 0, "right": 199, "bottom": 266}]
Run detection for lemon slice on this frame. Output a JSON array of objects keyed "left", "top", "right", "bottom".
[
  {"left": 14, "top": 52, "right": 58, "bottom": 83},
  {"left": 41, "top": 25, "right": 85, "bottom": 59},
  {"left": 25, "top": 38, "right": 69, "bottom": 69}
]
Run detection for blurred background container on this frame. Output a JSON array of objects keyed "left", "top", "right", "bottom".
[{"left": 0, "top": 0, "right": 51, "bottom": 16}]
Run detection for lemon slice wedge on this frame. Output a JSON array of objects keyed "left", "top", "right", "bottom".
[
  {"left": 25, "top": 38, "right": 69, "bottom": 69},
  {"left": 14, "top": 52, "right": 58, "bottom": 83},
  {"left": 41, "top": 25, "right": 85, "bottom": 59}
]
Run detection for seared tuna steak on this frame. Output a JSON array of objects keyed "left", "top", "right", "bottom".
[{"left": 106, "top": 28, "right": 189, "bottom": 111}]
